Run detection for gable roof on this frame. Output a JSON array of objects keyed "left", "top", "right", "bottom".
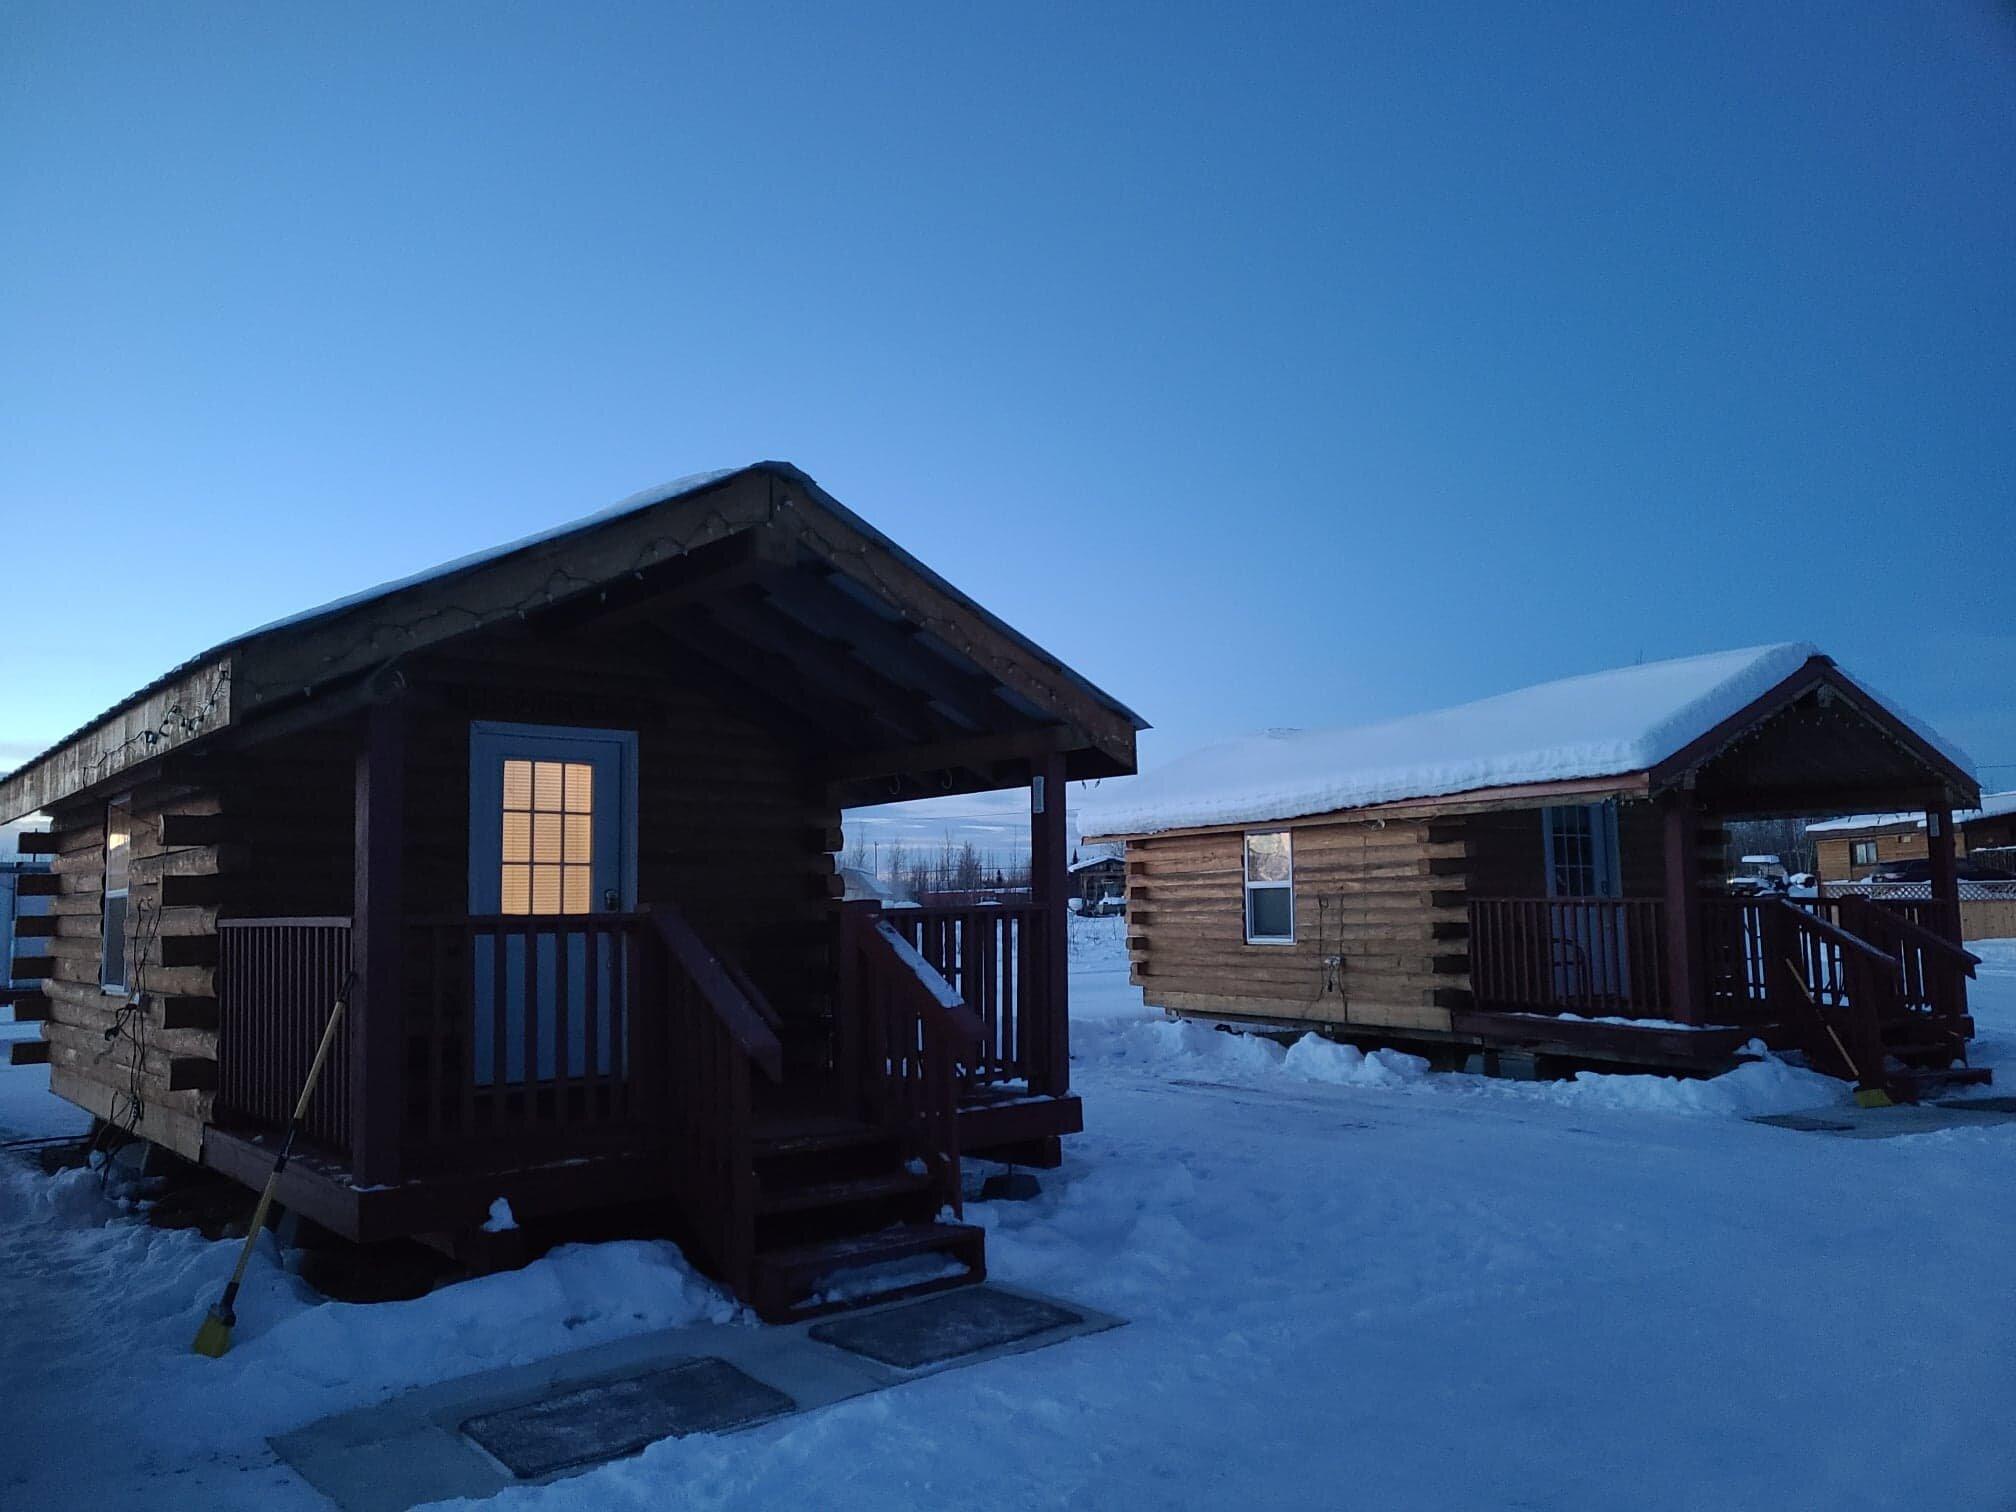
[
  {"left": 1081, "top": 643, "right": 1974, "bottom": 839},
  {"left": 2, "top": 462, "right": 1146, "bottom": 821},
  {"left": 1807, "top": 791, "right": 2016, "bottom": 835}
]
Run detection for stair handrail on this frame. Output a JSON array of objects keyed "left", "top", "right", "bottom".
[
  {"left": 1764, "top": 896, "right": 1897, "bottom": 970},
  {"left": 1764, "top": 898, "right": 1896, "bottom": 1096},
  {"left": 841, "top": 907, "right": 984, "bottom": 1218},
  {"left": 1854, "top": 902, "right": 1981, "bottom": 973},
  {"left": 645, "top": 905, "right": 784, "bottom": 1083}
]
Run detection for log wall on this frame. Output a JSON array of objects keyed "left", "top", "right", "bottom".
[
  {"left": 404, "top": 637, "right": 839, "bottom": 1029},
  {"left": 1126, "top": 818, "right": 1468, "bottom": 1034},
  {"left": 36, "top": 782, "right": 232, "bottom": 1162},
  {"left": 1126, "top": 798, "right": 1724, "bottom": 1038}
]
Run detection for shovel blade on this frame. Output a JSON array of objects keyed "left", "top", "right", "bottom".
[{"left": 191, "top": 1310, "right": 234, "bottom": 1358}]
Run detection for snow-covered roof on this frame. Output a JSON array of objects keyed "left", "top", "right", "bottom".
[
  {"left": 239, "top": 469, "right": 741, "bottom": 640},
  {"left": 1068, "top": 852, "right": 1124, "bottom": 872},
  {"left": 2, "top": 461, "right": 1147, "bottom": 821},
  {"left": 1807, "top": 791, "right": 2016, "bottom": 835},
  {"left": 1081, "top": 643, "right": 1974, "bottom": 839}
]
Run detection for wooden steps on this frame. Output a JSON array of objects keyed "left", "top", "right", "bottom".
[
  {"left": 749, "top": 1220, "right": 986, "bottom": 1323},
  {"left": 740, "top": 1107, "right": 984, "bottom": 1321},
  {"left": 755, "top": 1168, "right": 934, "bottom": 1217}
]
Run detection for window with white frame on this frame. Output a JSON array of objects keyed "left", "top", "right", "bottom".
[
  {"left": 101, "top": 798, "right": 131, "bottom": 990},
  {"left": 1849, "top": 838, "right": 1878, "bottom": 868},
  {"left": 1243, "top": 830, "right": 1294, "bottom": 943}
]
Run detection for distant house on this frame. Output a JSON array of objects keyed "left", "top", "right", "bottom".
[
  {"left": 1807, "top": 792, "right": 2016, "bottom": 881},
  {"left": 2, "top": 822, "right": 55, "bottom": 994},
  {"left": 1082, "top": 644, "right": 1985, "bottom": 1103},
  {"left": 0, "top": 463, "right": 1145, "bottom": 1318},
  {"left": 1067, "top": 846, "right": 1126, "bottom": 914}
]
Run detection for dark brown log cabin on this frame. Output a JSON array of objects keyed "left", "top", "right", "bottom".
[
  {"left": 0, "top": 463, "right": 1144, "bottom": 1319},
  {"left": 1084, "top": 645, "right": 1988, "bottom": 1102}
]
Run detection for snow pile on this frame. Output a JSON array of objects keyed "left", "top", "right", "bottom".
[
  {"left": 1076, "top": 1013, "right": 1838, "bottom": 1119},
  {"left": 0, "top": 1149, "right": 737, "bottom": 1507},
  {"left": 1081, "top": 643, "right": 1973, "bottom": 837},
  {"left": 1280, "top": 1034, "right": 1432, "bottom": 1088}
]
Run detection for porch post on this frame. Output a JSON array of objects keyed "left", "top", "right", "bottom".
[
  {"left": 1926, "top": 806, "right": 1961, "bottom": 943},
  {"left": 1661, "top": 794, "right": 1705, "bottom": 1025},
  {"left": 351, "top": 700, "right": 407, "bottom": 1186},
  {"left": 1029, "top": 752, "right": 1070, "bottom": 1096}
]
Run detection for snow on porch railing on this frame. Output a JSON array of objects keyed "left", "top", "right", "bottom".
[
  {"left": 883, "top": 901, "right": 1047, "bottom": 1086},
  {"left": 1466, "top": 898, "right": 1671, "bottom": 1020}
]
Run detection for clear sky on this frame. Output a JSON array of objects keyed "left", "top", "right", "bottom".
[{"left": 4, "top": 3, "right": 2012, "bottom": 808}]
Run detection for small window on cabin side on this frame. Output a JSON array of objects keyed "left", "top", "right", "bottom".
[
  {"left": 1244, "top": 830, "right": 1294, "bottom": 943},
  {"left": 499, "top": 759, "right": 594, "bottom": 915},
  {"left": 1850, "top": 839, "right": 1878, "bottom": 868},
  {"left": 101, "top": 798, "right": 131, "bottom": 990}
]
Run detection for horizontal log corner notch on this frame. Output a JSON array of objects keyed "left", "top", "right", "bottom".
[
  {"left": 159, "top": 996, "right": 219, "bottom": 1032},
  {"left": 166, "top": 1056, "right": 219, "bottom": 1092}
]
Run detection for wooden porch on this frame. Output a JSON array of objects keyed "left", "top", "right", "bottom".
[
  {"left": 1462, "top": 884, "right": 1984, "bottom": 1097},
  {"left": 205, "top": 891, "right": 1081, "bottom": 1317}
]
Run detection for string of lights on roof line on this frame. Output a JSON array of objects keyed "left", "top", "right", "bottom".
[{"left": 74, "top": 666, "right": 234, "bottom": 788}]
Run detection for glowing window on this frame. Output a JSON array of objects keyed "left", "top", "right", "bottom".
[{"left": 499, "top": 759, "right": 593, "bottom": 915}]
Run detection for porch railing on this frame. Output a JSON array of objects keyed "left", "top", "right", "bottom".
[
  {"left": 1466, "top": 897, "right": 1671, "bottom": 1019},
  {"left": 882, "top": 902, "right": 1046, "bottom": 1086},
  {"left": 839, "top": 906, "right": 984, "bottom": 1218},
  {"left": 216, "top": 917, "right": 354, "bottom": 1155},
  {"left": 406, "top": 912, "right": 656, "bottom": 1169}
]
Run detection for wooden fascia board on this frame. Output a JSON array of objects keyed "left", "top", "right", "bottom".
[
  {"left": 0, "top": 658, "right": 235, "bottom": 824},
  {"left": 1089, "top": 772, "right": 1652, "bottom": 845}
]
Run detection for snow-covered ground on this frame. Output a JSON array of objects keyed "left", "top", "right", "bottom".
[{"left": 4, "top": 936, "right": 2014, "bottom": 1510}]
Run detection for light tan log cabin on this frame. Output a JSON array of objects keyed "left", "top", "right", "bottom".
[{"left": 1083, "top": 645, "right": 1989, "bottom": 1100}]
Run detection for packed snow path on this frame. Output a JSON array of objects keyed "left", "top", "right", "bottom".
[{"left": 3, "top": 935, "right": 2013, "bottom": 1509}]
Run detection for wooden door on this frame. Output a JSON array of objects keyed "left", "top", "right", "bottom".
[
  {"left": 1542, "top": 802, "right": 1630, "bottom": 1005},
  {"left": 468, "top": 722, "right": 637, "bottom": 1084}
]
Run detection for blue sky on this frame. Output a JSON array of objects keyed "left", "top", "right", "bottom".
[{"left": 4, "top": 3, "right": 2012, "bottom": 816}]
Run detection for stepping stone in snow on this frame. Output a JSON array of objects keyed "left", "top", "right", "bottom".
[
  {"left": 809, "top": 1285, "right": 1083, "bottom": 1370},
  {"left": 461, "top": 1357, "right": 793, "bottom": 1479}
]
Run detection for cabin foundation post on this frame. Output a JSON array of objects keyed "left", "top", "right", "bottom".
[
  {"left": 1661, "top": 794, "right": 1706, "bottom": 1025},
  {"left": 1029, "top": 751, "right": 1070, "bottom": 1096},
  {"left": 351, "top": 700, "right": 407, "bottom": 1187}
]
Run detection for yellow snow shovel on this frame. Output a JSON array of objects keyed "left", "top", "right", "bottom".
[
  {"left": 1782, "top": 958, "right": 1894, "bottom": 1109},
  {"left": 192, "top": 986, "right": 348, "bottom": 1358}
]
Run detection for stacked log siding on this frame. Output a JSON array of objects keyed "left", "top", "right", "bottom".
[
  {"left": 38, "top": 787, "right": 228, "bottom": 1161},
  {"left": 1128, "top": 817, "right": 1469, "bottom": 1033}
]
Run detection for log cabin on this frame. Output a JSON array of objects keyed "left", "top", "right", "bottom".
[
  {"left": 0, "top": 462, "right": 1144, "bottom": 1319},
  {"left": 1081, "top": 644, "right": 1989, "bottom": 1101},
  {"left": 1806, "top": 792, "right": 2016, "bottom": 882}
]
